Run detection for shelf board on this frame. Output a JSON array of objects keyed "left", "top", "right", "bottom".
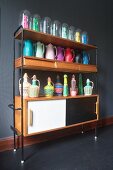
[
  {"left": 16, "top": 94, "right": 98, "bottom": 102},
  {"left": 15, "top": 28, "right": 97, "bottom": 50},
  {"left": 15, "top": 57, "right": 97, "bottom": 73},
  {"left": 23, "top": 119, "right": 98, "bottom": 136},
  {"left": 16, "top": 118, "right": 98, "bottom": 137}
]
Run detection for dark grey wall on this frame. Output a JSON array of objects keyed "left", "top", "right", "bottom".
[{"left": 0, "top": 0, "right": 113, "bottom": 138}]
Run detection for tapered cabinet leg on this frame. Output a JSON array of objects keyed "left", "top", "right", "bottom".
[
  {"left": 13, "top": 133, "right": 17, "bottom": 151},
  {"left": 81, "top": 124, "right": 84, "bottom": 134},
  {"left": 21, "top": 160, "right": 24, "bottom": 164},
  {"left": 94, "top": 126, "right": 97, "bottom": 141},
  {"left": 13, "top": 148, "right": 16, "bottom": 152}
]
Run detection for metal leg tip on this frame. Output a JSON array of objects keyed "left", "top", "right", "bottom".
[
  {"left": 81, "top": 131, "right": 84, "bottom": 134},
  {"left": 21, "top": 160, "right": 24, "bottom": 164},
  {"left": 95, "top": 136, "right": 97, "bottom": 141},
  {"left": 13, "top": 149, "right": 16, "bottom": 152}
]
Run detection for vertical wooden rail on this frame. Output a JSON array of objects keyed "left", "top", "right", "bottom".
[{"left": 94, "top": 95, "right": 99, "bottom": 140}]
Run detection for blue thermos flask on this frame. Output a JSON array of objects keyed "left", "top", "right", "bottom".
[{"left": 82, "top": 51, "right": 90, "bottom": 64}]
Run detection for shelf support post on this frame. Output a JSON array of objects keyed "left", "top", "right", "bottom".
[
  {"left": 13, "top": 36, "right": 16, "bottom": 151},
  {"left": 20, "top": 27, "right": 24, "bottom": 163}
]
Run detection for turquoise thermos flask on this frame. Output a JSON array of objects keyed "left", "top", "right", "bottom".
[{"left": 23, "top": 40, "right": 34, "bottom": 56}]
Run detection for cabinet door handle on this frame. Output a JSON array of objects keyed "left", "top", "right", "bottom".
[{"left": 29, "top": 109, "right": 33, "bottom": 126}]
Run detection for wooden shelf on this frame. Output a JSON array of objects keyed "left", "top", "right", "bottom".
[
  {"left": 27, "top": 119, "right": 98, "bottom": 136},
  {"left": 15, "top": 28, "right": 97, "bottom": 51},
  {"left": 15, "top": 57, "right": 97, "bottom": 73},
  {"left": 16, "top": 119, "right": 98, "bottom": 137},
  {"left": 16, "top": 94, "right": 98, "bottom": 102}
]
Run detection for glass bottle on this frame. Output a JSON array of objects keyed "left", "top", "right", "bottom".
[
  {"left": 68, "top": 26, "right": 75, "bottom": 40},
  {"left": 19, "top": 73, "right": 31, "bottom": 97},
  {"left": 19, "top": 10, "right": 30, "bottom": 29},
  {"left": 78, "top": 73, "right": 83, "bottom": 95},
  {"left": 81, "top": 31, "right": 88, "bottom": 44},
  {"left": 74, "top": 29, "right": 81, "bottom": 42},
  {"left": 29, "top": 75, "right": 40, "bottom": 97},
  {"left": 39, "top": 19, "right": 43, "bottom": 32},
  {"left": 55, "top": 75, "right": 63, "bottom": 96},
  {"left": 42, "top": 17, "right": 52, "bottom": 34},
  {"left": 63, "top": 74, "right": 68, "bottom": 96},
  {"left": 70, "top": 75, "right": 78, "bottom": 96},
  {"left": 29, "top": 15, "right": 33, "bottom": 30},
  {"left": 44, "top": 77, "right": 54, "bottom": 97},
  {"left": 84, "top": 79, "right": 94, "bottom": 95},
  {"left": 32, "top": 14, "right": 41, "bottom": 32},
  {"left": 61, "top": 23, "right": 69, "bottom": 39},
  {"left": 52, "top": 20, "right": 61, "bottom": 37}
]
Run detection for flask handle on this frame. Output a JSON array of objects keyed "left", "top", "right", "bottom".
[
  {"left": 42, "top": 43, "right": 45, "bottom": 54},
  {"left": 71, "top": 49, "right": 75, "bottom": 61},
  {"left": 51, "top": 81, "right": 54, "bottom": 87},
  {"left": 90, "top": 81, "right": 94, "bottom": 89},
  {"left": 19, "top": 78, "right": 21, "bottom": 85},
  {"left": 36, "top": 79, "right": 40, "bottom": 89},
  {"left": 54, "top": 46, "right": 57, "bottom": 59}
]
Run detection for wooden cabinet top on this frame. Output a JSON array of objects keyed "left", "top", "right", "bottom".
[
  {"left": 14, "top": 28, "right": 97, "bottom": 51},
  {"left": 16, "top": 94, "right": 99, "bottom": 102}
]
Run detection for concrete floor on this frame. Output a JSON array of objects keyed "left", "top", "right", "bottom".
[{"left": 0, "top": 125, "right": 113, "bottom": 170}]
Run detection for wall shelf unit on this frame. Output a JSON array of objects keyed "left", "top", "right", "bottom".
[{"left": 9, "top": 26, "right": 99, "bottom": 163}]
